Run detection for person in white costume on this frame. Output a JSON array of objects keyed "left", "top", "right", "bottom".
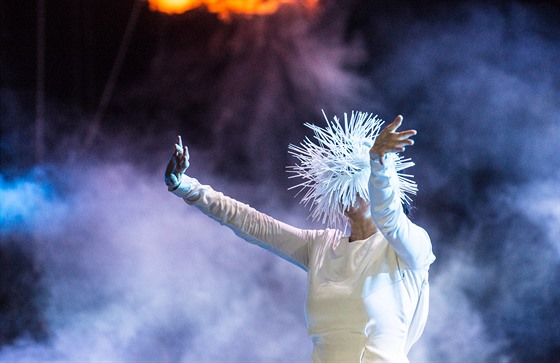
[{"left": 165, "top": 113, "right": 435, "bottom": 363}]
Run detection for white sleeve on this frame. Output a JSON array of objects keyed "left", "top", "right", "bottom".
[
  {"left": 368, "top": 155, "right": 435, "bottom": 269},
  {"left": 171, "top": 174, "right": 313, "bottom": 270}
]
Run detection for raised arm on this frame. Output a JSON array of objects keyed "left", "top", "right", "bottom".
[
  {"left": 368, "top": 116, "right": 434, "bottom": 269},
  {"left": 164, "top": 136, "right": 314, "bottom": 270}
]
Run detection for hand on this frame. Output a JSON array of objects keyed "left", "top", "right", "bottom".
[
  {"left": 370, "top": 115, "right": 416, "bottom": 161},
  {"left": 165, "top": 135, "right": 190, "bottom": 190}
]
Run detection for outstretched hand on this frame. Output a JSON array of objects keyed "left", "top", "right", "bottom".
[
  {"left": 370, "top": 115, "right": 416, "bottom": 162},
  {"left": 165, "top": 135, "right": 189, "bottom": 190}
]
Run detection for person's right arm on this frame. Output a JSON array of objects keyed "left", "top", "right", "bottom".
[{"left": 165, "top": 136, "right": 313, "bottom": 270}]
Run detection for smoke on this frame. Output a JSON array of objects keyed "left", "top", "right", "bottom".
[
  {"left": 409, "top": 255, "right": 508, "bottom": 362},
  {"left": 2, "top": 0, "right": 560, "bottom": 362},
  {"left": 0, "top": 159, "right": 312, "bottom": 362},
  {"left": 114, "top": 3, "right": 375, "bottom": 185},
  {"left": 372, "top": 3, "right": 560, "bottom": 361}
]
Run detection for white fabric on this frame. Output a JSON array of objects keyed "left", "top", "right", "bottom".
[{"left": 172, "top": 154, "right": 435, "bottom": 362}]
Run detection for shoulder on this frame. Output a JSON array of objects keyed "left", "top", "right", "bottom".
[{"left": 308, "top": 228, "right": 344, "bottom": 247}]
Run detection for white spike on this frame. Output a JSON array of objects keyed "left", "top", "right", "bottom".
[{"left": 287, "top": 110, "right": 419, "bottom": 228}]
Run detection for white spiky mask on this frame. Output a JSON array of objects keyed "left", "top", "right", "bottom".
[{"left": 287, "top": 110, "right": 418, "bottom": 228}]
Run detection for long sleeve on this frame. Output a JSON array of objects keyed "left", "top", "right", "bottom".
[
  {"left": 171, "top": 174, "right": 315, "bottom": 270},
  {"left": 368, "top": 155, "right": 435, "bottom": 269}
]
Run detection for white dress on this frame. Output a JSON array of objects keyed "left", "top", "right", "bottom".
[{"left": 171, "top": 155, "right": 435, "bottom": 362}]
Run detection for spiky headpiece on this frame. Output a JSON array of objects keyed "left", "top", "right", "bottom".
[{"left": 287, "top": 110, "right": 417, "bottom": 228}]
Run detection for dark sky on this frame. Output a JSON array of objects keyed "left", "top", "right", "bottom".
[{"left": 1, "top": 0, "right": 560, "bottom": 362}]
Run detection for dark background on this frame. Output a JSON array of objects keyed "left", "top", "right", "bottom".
[{"left": 1, "top": 0, "right": 559, "bottom": 361}]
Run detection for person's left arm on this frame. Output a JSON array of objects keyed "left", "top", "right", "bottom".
[{"left": 369, "top": 116, "right": 434, "bottom": 269}]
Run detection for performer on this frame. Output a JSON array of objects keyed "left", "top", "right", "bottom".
[{"left": 165, "top": 112, "right": 435, "bottom": 363}]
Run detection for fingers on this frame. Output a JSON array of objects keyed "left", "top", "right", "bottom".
[
  {"left": 372, "top": 115, "right": 418, "bottom": 157},
  {"left": 396, "top": 129, "right": 417, "bottom": 139},
  {"left": 392, "top": 138, "right": 414, "bottom": 151},
  {"left": 386, "top": 115, "right": 416, "bottom": 140},
  {"left": 171, "top": 136, "right": 190, "bottom": 172},
  {"left": 396, "top": 133, "right": 415, "bottom": 151},
  {"left": 174, "top": 135, "right": 185, "bottom": 155},
  {"left": 398, "top": 138, "right": 415, "bottom": 146},
  {"left": 387, "top": 115, "right": 403, "bottom": 131}
]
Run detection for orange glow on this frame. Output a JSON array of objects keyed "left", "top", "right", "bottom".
[{"left": 148, "top": 0, "right": 317, "bottom": 19}]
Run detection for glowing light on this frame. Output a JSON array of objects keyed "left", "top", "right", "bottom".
[
  {"left": 0, "top": 174, "right": 54, "bottom": 234},
  {"left": 148, "top": 0, "right": 318, "bottom": 19},
  {"left": 148, "top": 0, "right": 199, "bottom": 15}
]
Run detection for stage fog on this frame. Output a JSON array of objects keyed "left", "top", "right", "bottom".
[{"left": 1, "top": 0, "right": 559, "bottom": 362}]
